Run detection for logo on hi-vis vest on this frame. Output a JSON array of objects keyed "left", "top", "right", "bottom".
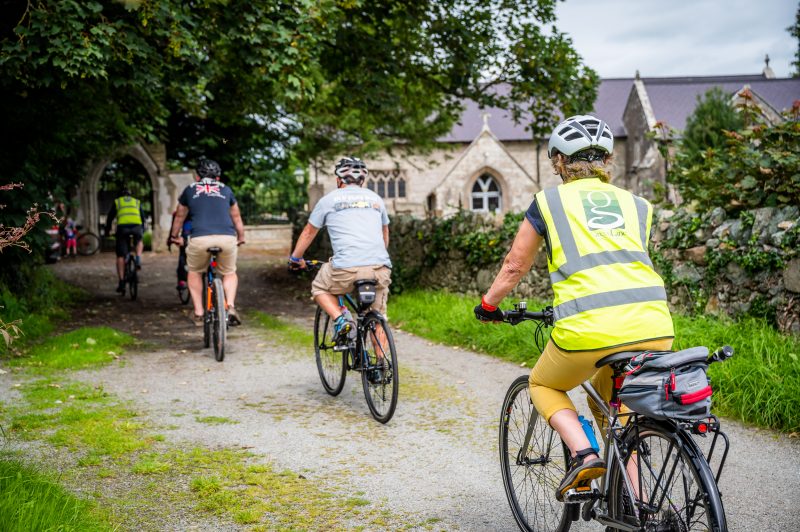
[{"left": 581, "top": 191, "right": 625, "bottom": 230}]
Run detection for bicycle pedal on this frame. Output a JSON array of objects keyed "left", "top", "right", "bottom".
[{"left": 564, "top": 486, "right": 599, "bottom": 502}]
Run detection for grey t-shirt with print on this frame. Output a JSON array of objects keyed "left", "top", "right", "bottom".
[{"left": 308, "top": 185, "right": 392, "bottom": 269}]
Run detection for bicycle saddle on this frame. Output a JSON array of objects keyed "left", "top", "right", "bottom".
[
  {"left": 595, "top": 351, "right": 644, "bottom": 369},
  {"left": 207, "top": 246, "right": 222, "bottom": 253}
]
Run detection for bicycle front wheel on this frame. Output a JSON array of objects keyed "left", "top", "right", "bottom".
[
  {"left": 76, "top": 232, "right": 100, "bottom": 255},
  {"left": 202, "top": 274, "right": 210, "bottom": 348},
  {"left": 313, "top": 306, "right": 346, "bottom": 396},
  {"left": 608, "top": 419, "right": 726, "bottom": 531},
  {"left": 499, "top": 375, "right": 574, "bottom": 532},
  {"left": 212, "top": 278, "right": 226, "bottom": 362},
  {"left": 360, "top": 313, "right": 398, "bottom": 424},
  {"left": 127, "top": 258, "right": 138, "bottom": 301},
  {"left": 178, "top": 285, "right": 190, "bottom": 305}
]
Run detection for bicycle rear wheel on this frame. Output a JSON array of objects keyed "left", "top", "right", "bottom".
[
  {"left": 608, "top": 419, "right": 726, "bottom": 531},
  {"left": 212, "top": 278, "right": 226, "bottom": 362},
  {"left": 314, "top": 306, "right": 346, "bottom": 396},
  {"left": 76, "top": 232, "right": 100, "bottom": 255},
  {"left": 499, "top": 375, "right": 574, "bottom": 532},
  {"left": 360, "top": 313, "right": 398, "bottom": 424},
  {"left": 127, "top": 257, "right": 138, "bottom": 301}
]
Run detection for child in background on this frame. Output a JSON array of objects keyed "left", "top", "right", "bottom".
[{"left": 64, "top": 218, "right": 77, "bottom": 257}]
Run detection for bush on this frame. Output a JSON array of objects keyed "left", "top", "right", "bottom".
[
  {"left": 667, "top": 95, "right": 800, "bottom": 212},
  {"left": 0, "top": 266, "right": 82, "bottom": 353}
]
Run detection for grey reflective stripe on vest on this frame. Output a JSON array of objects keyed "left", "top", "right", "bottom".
[
  {"left": 553, "top": 286, "right": 668, "bottom": 321},
  {"left": 632, "top": 194, "right": 650, "bottom": 254},
  {"left": 543, "top": 186, "right": 653, "bottom": 285}
]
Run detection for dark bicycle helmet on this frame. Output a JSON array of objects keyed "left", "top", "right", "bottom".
[
  {"left": 548, "top": 115, "right": 614, "bottom": 160},
  {"left": 121, "top": 187, "right": 132, "bottom": 196},
  {"left": 197, "top": 159, "right": 222, "bottom": 180},
  {"left": 334, "top": 156, "right": 368, "bottom": 183}
]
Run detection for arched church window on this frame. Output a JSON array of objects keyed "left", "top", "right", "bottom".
[
  {"left": 368, "top": 170, "right": 407, "bottom": 199},
  {"left": 471, "top": 174, "right": 502, "bottom": 212}
]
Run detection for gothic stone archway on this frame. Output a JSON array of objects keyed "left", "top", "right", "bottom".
[{"left": 76, "top": 143, "right": 194, "bottom": 252}]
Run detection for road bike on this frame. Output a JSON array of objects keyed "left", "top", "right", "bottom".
[
  {"left": 498, "top": 302, "right": 732, "bottom": 532},
  {"left": 122, "top": 233, "right": 139, "bottom": 301},
  {"left": 302, "top": 260, "right": 399, "bottom": 423},
  {"left": 201, "top": 246, "right": 227, "bottom": 362}
]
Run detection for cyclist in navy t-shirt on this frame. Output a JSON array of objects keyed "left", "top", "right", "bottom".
[{"left": 169, "top": 160, "right": 245, "bottom": 326}]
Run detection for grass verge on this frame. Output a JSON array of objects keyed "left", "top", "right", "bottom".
[
  {"left": 391, "top": 289, "right": 800, "bottom": 432},
  {"left": 0, "top": 458, "right": 108, "bottom": 531},
  {"left": 6, "top": 326, "right": 134, "bottom": 373},
  {"left": 250, "top": 311, "right": 314, "bottom": 352},
  {"left": 0, "top": 267, "right": 84, "bottom": 354},
  {"left": 392, "top": 289, "right": 550, "bottom": 364}
]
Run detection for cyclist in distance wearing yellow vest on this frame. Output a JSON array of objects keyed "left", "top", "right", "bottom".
[
  {"left": 104, "top": 187, "right": 146, "bottom": 294},
  {"left": 474, "top": 115, "right": 674, "bottom": 501}
]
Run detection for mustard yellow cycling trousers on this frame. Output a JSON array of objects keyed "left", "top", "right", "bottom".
[{"left": 529, "top": 338, "right": 674, "bottom": 430}]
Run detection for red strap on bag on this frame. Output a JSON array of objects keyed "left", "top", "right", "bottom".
[{"left": 676, "top": 386, "right": 713, "bottom": 405}]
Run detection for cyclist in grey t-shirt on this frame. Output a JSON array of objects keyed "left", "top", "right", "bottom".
[{"left": 290, "top": 157, "right": 392, "bottom": 342}]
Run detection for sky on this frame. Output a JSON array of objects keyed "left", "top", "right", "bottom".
[{"left": 555, "top": 0, "right": 797, "bottom": 78}]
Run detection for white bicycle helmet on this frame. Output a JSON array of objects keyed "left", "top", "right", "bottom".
[
  {"left": 334, "top": 156, "right": 368, "bottom": 183},
  {"left": 547, "top": 115, "right": 613, "bottom": 159}
]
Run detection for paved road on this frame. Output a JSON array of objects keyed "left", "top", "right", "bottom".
[{"left": 27, "top": 252, "right": 800, "bottom": 529}]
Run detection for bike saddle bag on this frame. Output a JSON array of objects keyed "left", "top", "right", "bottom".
[
  {"left": 353, "top": 279, "right": 377, "bottom": 312},
  {"left": 618, "top": 347, "right": 712, "bottom": 421}
]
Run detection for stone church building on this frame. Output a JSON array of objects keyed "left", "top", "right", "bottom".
[{"left": 308, "top": 68, "right": 800, "bottom": 216}]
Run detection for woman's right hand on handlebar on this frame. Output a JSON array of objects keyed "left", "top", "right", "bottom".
[{"left": 474, "top": 296, "right": 504, "bottom": 322}]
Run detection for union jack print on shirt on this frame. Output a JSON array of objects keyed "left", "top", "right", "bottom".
[{"left": 192, "top": 180, "right": 225, "bottom": 199}]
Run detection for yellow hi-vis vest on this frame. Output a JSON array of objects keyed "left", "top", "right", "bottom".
[
  {"left": 115, "top": 196, "right": 142, "bottom": 226},
  {"left": 535, "top": 178, "right": 674, "bottom": 351}
]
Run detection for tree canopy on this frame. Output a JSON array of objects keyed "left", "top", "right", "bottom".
[{"left": 0, "top": 0, "right": 598, "bottom": 243}]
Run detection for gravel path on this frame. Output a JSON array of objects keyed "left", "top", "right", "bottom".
[{"left": 8, "top": 251, "right": 800, "bottom": 530}]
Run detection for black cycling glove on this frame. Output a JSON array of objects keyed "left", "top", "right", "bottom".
[{"left": 474, "top": 296, "right": 504, "bottom": 322}]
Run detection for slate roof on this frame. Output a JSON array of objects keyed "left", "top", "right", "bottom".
[
  {"left": 643, "top": 75, "right": 800, "bottom": 131},
  {"left": 439, "top": 74, "right": 800, "bottom": 143}
]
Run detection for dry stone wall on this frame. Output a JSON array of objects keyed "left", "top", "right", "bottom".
[{"left": 293, "top": 205, "right": 800, "bottom": 334}]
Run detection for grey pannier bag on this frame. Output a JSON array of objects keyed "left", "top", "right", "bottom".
[{"left": 618, "top": 347, "right": 713, "bottom": 420}]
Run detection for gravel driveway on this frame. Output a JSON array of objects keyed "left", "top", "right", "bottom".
[{"left": 12, "top": 251, "right": 800, "bottom": 530}]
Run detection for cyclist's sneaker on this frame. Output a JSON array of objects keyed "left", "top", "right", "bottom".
[
  {"left": 556, "top": 449, "right": 606, "bottom": 502},
  {"left": 135, "top": 255, "right": 142, "bottom": 270},
  {"left": 227, "top": 306, "right": 242, "bottom": 326},
  {"left": 191, "top": 313, "right": 204, "bottom": 327},
  {"left": 333, "top": 314, "right": 354, "bottom": 344},
  {"left": 116, "top": 280, "right": 125, "bottom": 294},
  {"left": 366, "top": 367, "right": 384, "bottom": 384}
]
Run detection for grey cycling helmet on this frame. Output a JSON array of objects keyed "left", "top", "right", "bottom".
[
  {"left": 197, "top": 159, "right": 222, "bottom": 180},
  {"left": 547, "top": 115, "right": 613, "bottom": 159},
  {"left": 334, "top": 156, "right": 368, "bottom": 183}
]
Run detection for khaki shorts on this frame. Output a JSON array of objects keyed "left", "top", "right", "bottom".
[
  {"left": 186, "top": 235, "right": 238, "bottom": 275},
  {"left": 311, "top": 263, "right": 392, "bottom": 316}
]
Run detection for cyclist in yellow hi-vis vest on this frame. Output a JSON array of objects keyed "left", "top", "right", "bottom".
[
  {"left": 104, "top": 187, "right": 146, "bottom": 294},
  {"left": 474, "top": 115, "right": 674, "bottom": 502}
]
